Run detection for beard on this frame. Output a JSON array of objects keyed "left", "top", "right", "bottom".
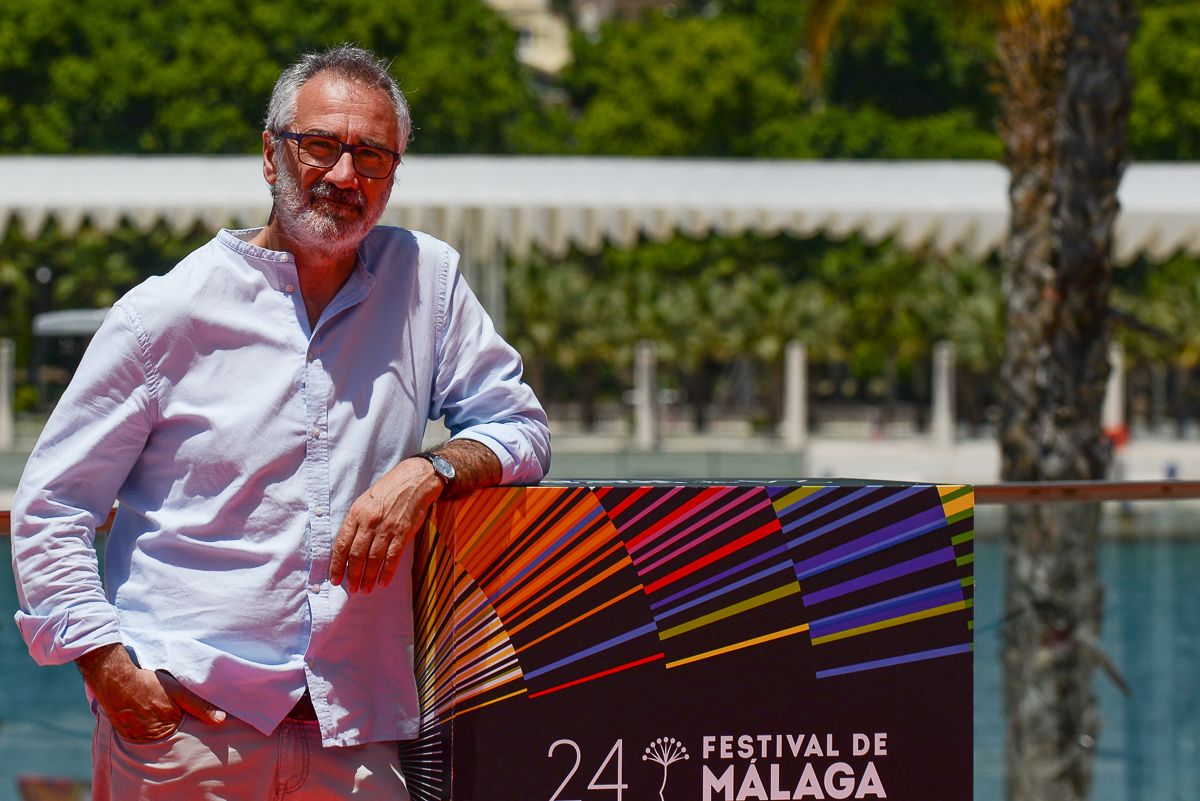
[{"left": 271, "top": 158, "right": 391, "bottom": 259}]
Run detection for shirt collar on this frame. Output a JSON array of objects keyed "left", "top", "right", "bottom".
[
  {"left": 218, "top": 228, "right": 295, "bottom": 263},
  {"left": 217, "top": 227, "right": 377, "bottom": 318}
]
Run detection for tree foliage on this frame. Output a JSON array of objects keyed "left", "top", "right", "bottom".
[
  {"left": 506, "top": 232, "right": 1004, "bottom": 426},
  {"left": 1128, "top": 2, "right": 1200, "bottom": 160},
  {"left": 0, "top": 0, "right": 545, "bottom": 154},
  {"left": 563, "top": 15, "right": 799, "bottom": 157},
  {"left": 1, "top": 0, "right": 1198, "bottom": 426}
]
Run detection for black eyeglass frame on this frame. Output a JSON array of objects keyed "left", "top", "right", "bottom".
[{"left": 275, "top": 131, "right": 402, "bottom": 179}]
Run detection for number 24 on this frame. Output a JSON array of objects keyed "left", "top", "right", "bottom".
[{"left": 547, "top": 739, "right": 627, "bottom": 801}]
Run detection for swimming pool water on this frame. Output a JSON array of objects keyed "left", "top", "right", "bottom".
[{"left": 2, "top": 538, "right": 1198, "bottom": 800}]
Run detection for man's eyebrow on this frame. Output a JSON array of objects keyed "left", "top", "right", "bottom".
[
  {"left": 359, "top": 136, "right": 395, "bottom": 151},
  {"left": 298, "top": 128, "right": 394, "bottom": 152}
]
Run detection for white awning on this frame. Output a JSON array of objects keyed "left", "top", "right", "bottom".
[
  {"left": 32, "top": 308, "right": 111, "bottom": 337},
  {"left": 2, "top": 156, "right": 1199, "bottom": 265}
]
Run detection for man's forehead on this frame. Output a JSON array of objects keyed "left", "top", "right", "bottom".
[{"left": 293, "top": 73, "right": 397, "bottom": 133}]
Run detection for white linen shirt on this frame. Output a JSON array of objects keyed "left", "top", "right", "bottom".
[{"left": 10, "top": 226, "right": 550, "bottom": 746}]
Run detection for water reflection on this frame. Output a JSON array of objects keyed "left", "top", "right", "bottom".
[
  {"left": 2, "top": 534, "right": 1198, "bottom": 801},
  {"left": 974, "top": 536, "right": 1200, "bottom": 801}
]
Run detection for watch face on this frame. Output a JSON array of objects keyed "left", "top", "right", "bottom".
[{"left": 430, "top": 454, "right": 456, "bottom": 481}]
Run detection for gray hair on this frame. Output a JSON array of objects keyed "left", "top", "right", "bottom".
[{"left": 264, "top": 44, "right": 411, "bottom": 152}]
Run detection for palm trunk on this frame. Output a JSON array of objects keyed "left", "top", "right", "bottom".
[{"left": 996, "top": 1, "right": 1135, "bottom": 799}]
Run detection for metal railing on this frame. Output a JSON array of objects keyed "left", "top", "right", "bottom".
[{"left": 4, "top": 479, "right": 1200, "bottom": 535}]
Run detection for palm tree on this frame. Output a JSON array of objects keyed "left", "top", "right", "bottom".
[{"left": 806, "top": 2, "right": 1135, "bottom": 799}]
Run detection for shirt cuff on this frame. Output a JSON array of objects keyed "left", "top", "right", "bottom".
[
  {"left": 452, "top": 425, "right": 549, "bottom": 485},
  {"left": 15, "top": 605, "right": 124, "bottom": 666}
]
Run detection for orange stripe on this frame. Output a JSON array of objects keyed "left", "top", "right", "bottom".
[
  {"left": 442, "top": 688, "right": 528, "bottom": 722},
  {"left": 494, "top": 500, "right": 603, "bottom": 612},
  {"left": 514, "top": 581, "right": 643, "bottom": 651},
  {"left": 508, "top": 556, "right": 638, "bottom": 637},
  {"left": 505, "top": 539, "right": 626, "bottom": 625},
  {"left": 500, "top": 527, "right": 620, "bottom": 619}
]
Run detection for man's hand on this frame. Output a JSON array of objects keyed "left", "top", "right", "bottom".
[
  {"left": 331, "top": 457, "right": 443, "bottom": 594},
  {"left": 76, "top": 643, "right": 225, "bottom": 742},
  {"left": 331, "top": 440, "right": 503, "bottom": 594}
]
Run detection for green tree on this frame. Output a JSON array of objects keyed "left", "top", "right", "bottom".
[
  {"left": 807, "top": 2, "right": 1136, "bottom": 799},
  {"left": 1128, "top": 3, "right": 1200, "bottom": 159},
  {"left": 0, "top": 0, "right": 546, "bottom": 154},
  {"left": 563, "top": 15, "right": 799, "bottom": 156},
  {"left": 562, "top": 4, "right": 1001, "bottom": 159}
]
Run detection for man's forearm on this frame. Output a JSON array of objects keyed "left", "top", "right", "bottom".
[
  {"left": 76, "top": 642, "right": 137, "bottom": 689},
  {"left": 430, "top": 439, "right": 503, "bottom": 497}
]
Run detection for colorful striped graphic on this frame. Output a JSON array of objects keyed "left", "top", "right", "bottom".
[{"left": 402, "top": 481, "right": 974, "bottom": 801}]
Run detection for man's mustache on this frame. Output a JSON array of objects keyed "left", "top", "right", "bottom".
[{"left": 310, "top": 182, "right": 366, "bottom": 210}]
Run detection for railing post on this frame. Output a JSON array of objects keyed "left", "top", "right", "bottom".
[
  {"left": 932, "top": 340, "right": 956, "bottom": 448},
  {"left": 781, "top": 340, "right": 808, "bottom": 450},
  {"left": 634, "top": 340, "right": 658, "bottom": 451},
  {"left": 1103, "top": 340, "right": 1125, "bottom": 438},
  {"left": 0, "top": 339, "right": 14, "bottom": 451}
]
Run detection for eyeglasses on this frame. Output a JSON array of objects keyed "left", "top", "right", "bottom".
[{"left": 276, "top": 131, "right": 401, "bottom": 179}]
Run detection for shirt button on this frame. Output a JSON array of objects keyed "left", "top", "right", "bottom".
[
  {"left": 285, "top": 283, "right": 295, "bottom": 293},
  {"left": 308, "top": 583, "right": 321, "bottom": 594},
  {"left": 314, "top": 505, "right": 326, "bottom": 517},
  {"left": 312, "top": 428, "right": 322, "bottom": 439}
]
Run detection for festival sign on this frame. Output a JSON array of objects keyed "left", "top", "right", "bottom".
[{"left": 399, "top": 481, "right": 974, "bottom": 801}]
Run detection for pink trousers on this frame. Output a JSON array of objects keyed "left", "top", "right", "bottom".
[{"left": 91, "top": 707, "right": 411, "bottom": 801}]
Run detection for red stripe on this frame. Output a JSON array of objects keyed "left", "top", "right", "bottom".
[
  {"left": 644, "top": 520, "right": 780, "bottom": 594},
  {"left": 603, "top": 486, "right": 653, "bottom": 522},
  {"left": 527, "top": 653, "right": 665, "bottom": 699},
  {"left": 627, "top": 486, "right": 727, "bottom": 552}
]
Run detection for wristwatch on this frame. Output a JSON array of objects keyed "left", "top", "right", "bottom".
[{"left": 415, "top": 451, "right": 456, "bottom": 491}]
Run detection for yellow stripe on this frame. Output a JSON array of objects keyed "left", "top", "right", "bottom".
[
  {"left": 665, "top": 623, "right": 810, "bottom": 669},
  {"left": 937, "top": 484, "right": 967, "bottom": 499},
  {"left": 659, "top": 583, "right": 801, "bottom": 640},
  {"left": 811, "top": 600, "right": 967, "bottom": 645},
  {"left": 443, "top": 688, "right": 528, "bottom": 722},
  {"left": 771, "top": 486, "right": 824, "bottom": 513},
  {"left": 941, "top": 492, "right": 974, "bottom": 519}
]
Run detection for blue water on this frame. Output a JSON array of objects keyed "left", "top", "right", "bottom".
[{"left": 2, "top": 537, "right": 1198, "bottom": 800}]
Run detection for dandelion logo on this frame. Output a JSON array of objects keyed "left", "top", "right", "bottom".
[{"left": 643, "top": 737, "right": 689, "bottom": 801}]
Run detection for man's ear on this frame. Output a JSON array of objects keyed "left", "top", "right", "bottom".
[{"left": 262, "top": 131, "right": 278, "bottom": 188}]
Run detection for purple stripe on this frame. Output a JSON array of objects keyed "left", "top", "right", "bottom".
[
  {"left": 810, "top": 582, "right": 964, "bottom": 639},
  {"left": 786, "top": 485, "right": 926, "bottom": 545},
  {"left": 804, "top": 546, "right": 956, "bottom": 606},
  {"left": 638, "top": 494, "right": 770, "bottom": 575},
  {"left": 771, "top": 485, "right": 836, "bottom": 514},
  {"left": 794, "top": 506, "right": 947, "bottom": 579},
  {"left": 654, "top": 561, "right": 795, "bottom": 622},
  {"left": 634, "top": 487, "right": 739, "bottom": 564},
  {"left": 523, "top": 622, "right": 658, "bottom": 680},
  {"left": 811, "top": 579, "right": 963, "bottom": 628},
  {"left": 620, "top": 487, "right": 686, "bottom": 551},
  {"left": 648, "top": 542, "right": 792, "bottom": 610},
  {"left": 816, "top": 643, "right": 973, "bottom": 679},
  {"left": 780, "top": 486, "right": 878, "bottom": 535}
]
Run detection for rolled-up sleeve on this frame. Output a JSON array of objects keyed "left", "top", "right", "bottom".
[
  {"left": 11, "top": 304, "right": 157, "bottom": 665},
  {"left": 428, "top": 246, "right": 550, "bottom": 484}
]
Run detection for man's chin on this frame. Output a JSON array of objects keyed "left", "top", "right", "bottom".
[{"left": 313, "top": 198, "right": 364, "bottom": 219}]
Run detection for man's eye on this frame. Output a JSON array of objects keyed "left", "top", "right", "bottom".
[
  {"left": 356, "top": 148, "right": 388, "bottom": 167},
  {"left": 301, "top": 137, "right": 340, "bottom": 158}
]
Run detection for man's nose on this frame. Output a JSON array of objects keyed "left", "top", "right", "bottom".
[{"left": 324, "top": 149, "right": 359, "bottom": 187}]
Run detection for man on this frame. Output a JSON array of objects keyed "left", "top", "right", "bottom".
[{"left": 10, "top": 45, "right": 549, "bottom": 799}]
